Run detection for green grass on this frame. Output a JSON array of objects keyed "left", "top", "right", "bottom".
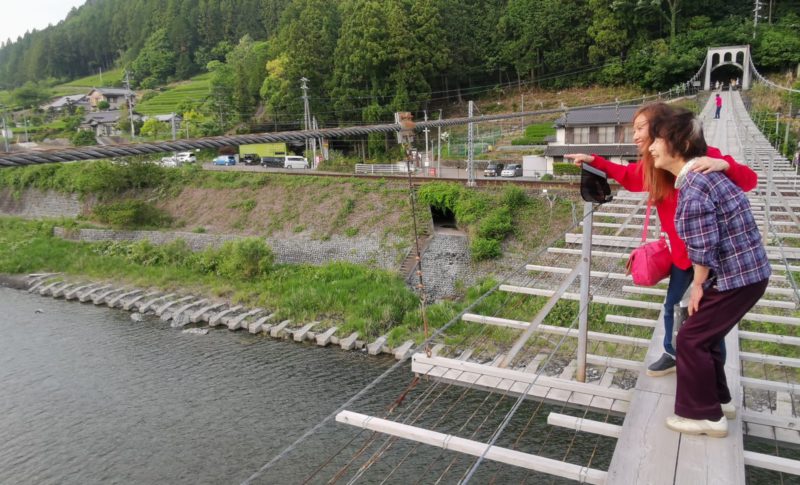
[
  {"left": 59, "top": 68, "right": 125, "bottom": 88},
  {"left": 136, "top": 74, "right": 211, "bottom": 115},
  {"left": 512, "top": 122, "right": 556, "bottom": 145},
  {"left": 0, "top": 217, "right": 424, "bottom": 339}
]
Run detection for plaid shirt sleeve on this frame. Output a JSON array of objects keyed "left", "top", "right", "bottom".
[{"left": 675, "top": 185, "right": 719, "bottom": 269}]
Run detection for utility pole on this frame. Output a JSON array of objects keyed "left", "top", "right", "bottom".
[
  {"left": 423, "top": 110, "right": 430, "bottom": 169},
  {"left": 437, "top": 109, "right": 442, "bottom": 178},
  {"left": 467, "top": 100, "right": 475, "bottom": 187},
  {"left": 300, "top": 77, "right": 312, "bottom": 157},
  {"left": 1, "top": 106, "right": 9, "bottom": 152},
  {"left": 22, "top": 116, "right": 29, "bottom": 143},
  {"left": 124, "top": 70, "right": 135, "bottom": 139},
  {"left": 753, "top": 0, "right": 762, "bottom": 39},
  {"left": 171, "top": 113, "right": 177, "bottom": 141}
]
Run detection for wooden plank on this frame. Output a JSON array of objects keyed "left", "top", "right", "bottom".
[
  {"left": 526, "top": 264, "right": 636, "bottom": 282},
  {"left": 742, "top": 410, "right": 800, "bottom": 431},
  {"left": 586, "top": 354, "right": 643, "bottom": 372},
  {"left": 741, "top": 377, "right": 800, "bottom": 393},
  {"left": 336, "top": 410, "right": 609, "bottom": 484},
  {"left": 739, "top": 331, "right": 800, "bottom": 346},
  {"left": 460, "top": 313, "right": 649, "bottom": 347},
  {"left": 621, "top": 286, "right": 796, "bottom": 308},
  {"left": 547, "top": 412, "right": 622, "bottom": 438},
  {"left": 607, "top": 390, "right": 679, "bottom": 485},
  {"left": 499, "top": 285, "right": 663, "bottom": 310},
  {"left": 605, "top": 315, "right": 657, "bottom": 328},
  {"left": 743, "top": 451, "right": 800, "bottom": 476},
  {"left": 674, "top": 327, "right": 745, "bottom": 485},
  {"left": 413, "top": 354, "right": 632, "bottom": 401},
  {"left": 739, "top": 352, "right": 800, "bottom": 368}
]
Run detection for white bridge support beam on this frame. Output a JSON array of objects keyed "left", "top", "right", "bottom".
[{"left": 336, "top": 410, "right": 609, "bottom": 484}]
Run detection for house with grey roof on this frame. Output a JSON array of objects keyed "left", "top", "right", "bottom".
[
  {"left": 41, "top": 94, "right": 90, "bottom": 112},
  {"left": 80, "top": 110, "right": 141, "bottom": 137},
  {"left": 87, "top": 88, "right": 135, "bottom": 110},
  {"left": 544, "top": 105, "right": 639, "bottom": 165}
]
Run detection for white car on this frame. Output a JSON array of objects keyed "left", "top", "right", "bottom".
[
  {"left": 501, "top": 164, "right": 523, "bottom": 177},
  {"left": 284, "top": 156, "right": 309, "bottom": 169},
  {"left": 160, "top": 156, "right": 179, "bottom": 168},
  {"left": 176, "top": 151, "right": 197, "bottom": 163}
]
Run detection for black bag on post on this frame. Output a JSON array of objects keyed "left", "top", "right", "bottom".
[{"left": 580, "top": 164, "right": 613, "bottom": 205}]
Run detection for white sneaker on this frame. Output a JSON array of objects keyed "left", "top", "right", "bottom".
[
  {"left": 666, "top": 415, "right": 728, "bottom": 438},
  {"left": 721, "top": 401, "right": 736, "bottom": 419}
]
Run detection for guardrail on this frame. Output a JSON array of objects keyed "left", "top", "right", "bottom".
[{"left": 354, "top": 163, "right": 418, "bottom": 175}]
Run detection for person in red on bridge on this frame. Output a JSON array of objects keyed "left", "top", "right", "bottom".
[
  {"left": 565, "top": 102, "right": 757, "bottom": 378},
  {"left": 714, "top": 93, "right": 723, "bottom": 119}
]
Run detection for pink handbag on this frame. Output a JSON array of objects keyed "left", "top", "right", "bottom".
[{"left": 626, "top": 202, "right": 672, "bottom": 286}]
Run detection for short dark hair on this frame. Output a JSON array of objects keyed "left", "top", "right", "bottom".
[{"left": 651, "top": 108, "right": 707, "bottom": 161}]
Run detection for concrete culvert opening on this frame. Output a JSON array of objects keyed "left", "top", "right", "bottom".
[{"left": 431, "top": 206, "right": 457, "bottom": 230}]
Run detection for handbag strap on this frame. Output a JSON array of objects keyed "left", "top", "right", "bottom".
[{"left": 641, "top": 201, "right": 651, "bottom": 243}]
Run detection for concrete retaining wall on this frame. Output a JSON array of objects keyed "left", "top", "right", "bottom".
[
  {"left": 412, "top": 233, "right": 478, "bottom": 300},
  {"left": 0, "top": 188, "right": 84, "bottom": 219},
  {"left": 53, "top": 227, "right": 404, "bottom": 270}
]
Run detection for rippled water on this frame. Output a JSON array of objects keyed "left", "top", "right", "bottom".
[{"left": 0, "top": 286, "right": 622, "bottom": 484}]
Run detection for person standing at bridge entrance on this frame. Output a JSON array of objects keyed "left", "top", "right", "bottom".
[
  {"left": 649, "top": 109, "right": 769, "bottom": 437},
  {"left": 565, "top": 102, "right": 757, "bottom": 379},
  {"left": 714, "top": 93, "right": 722, "bottom": 119}
]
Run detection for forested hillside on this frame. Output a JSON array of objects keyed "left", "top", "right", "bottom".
[{"left": 1, "top": 0, "right": 799, "bottom": 128}]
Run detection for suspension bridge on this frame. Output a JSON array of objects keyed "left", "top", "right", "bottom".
[
  {"left": 2, "top": 47, "right": 800, "bottom": 484},
  {"left": 239, "top": 49, "right": 800, "bottom": 484}
]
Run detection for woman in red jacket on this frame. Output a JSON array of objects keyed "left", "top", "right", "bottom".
[{"left": 566, "top": 102, "right": 757, "bottom": 377}]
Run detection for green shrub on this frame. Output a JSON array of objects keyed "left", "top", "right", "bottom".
[
  {"left": 200, "top": 237, "right": 274, "bottom": 279},
  {"left": 471, "top": 237, "right": 501, "bottom": 260},
  {"left": 71, "top": 130, "right": 97, "bottom": 146},
  {"left": 417, "top": 182, "right": 463, "bottom": 212},
  {"left": 477, "top": 207, "right": 513, "bottom": 239},
  {"left": 92, "top": 200, "right": 172, "bottom": 228},
  {"left": 541, "top": 174, "right": 554, "bottom": 181},
  {"left": 501, "top": 185, "right": 529, "bottom": 210},
  {"left": 554, "top": 163, "right": 581, "bottom": 175}
]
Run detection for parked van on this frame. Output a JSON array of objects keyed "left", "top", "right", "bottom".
[{"left": 284, "top": 156, "right": 309, "bottom": 169}]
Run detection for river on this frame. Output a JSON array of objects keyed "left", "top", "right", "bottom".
[{"left": 0, "top": 285, "right": 628, "bottom": 484}]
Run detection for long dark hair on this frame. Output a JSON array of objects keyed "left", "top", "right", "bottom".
[{"left": 634, "top": 103, "right": 677, "bottom": 203}]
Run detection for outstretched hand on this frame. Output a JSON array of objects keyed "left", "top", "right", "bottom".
[
  {"left": 691, "top": 156, "right": 729, "bottom": 174},
  {"left": 564, "top": 153, "right": 593, "bottom": 166}
]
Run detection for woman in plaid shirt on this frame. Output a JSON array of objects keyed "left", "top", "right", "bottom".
[{"left": 649, "top": 109, "right": 770, "bottom": 438}]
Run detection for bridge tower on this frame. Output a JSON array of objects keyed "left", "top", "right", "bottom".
[{"left": 703, "top": 45, "right": 752, "bottom": 90}]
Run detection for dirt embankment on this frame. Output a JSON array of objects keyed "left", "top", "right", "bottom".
[{"left": 156, "top": 180, "right": 414, "bottom": 240}]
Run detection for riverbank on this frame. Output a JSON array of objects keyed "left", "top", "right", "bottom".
[{"left": 10, "top": 272, "right": 432, "bottom": 360}]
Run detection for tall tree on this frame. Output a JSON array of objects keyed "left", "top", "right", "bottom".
[{"left": 260, "top": 0, "right": 340, "bottom": 122}]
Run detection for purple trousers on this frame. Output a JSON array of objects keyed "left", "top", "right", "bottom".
[{"left": 675, "top": 278, "right": 769, "bottom": 420}]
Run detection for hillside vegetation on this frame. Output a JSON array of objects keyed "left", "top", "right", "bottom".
[{"left": 1, "top": 1, "right": 798, "bottom": 130}]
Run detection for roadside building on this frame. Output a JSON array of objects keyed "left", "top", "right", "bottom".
[
  {"left": 80, "top": 110, "right": 140, "bottom": 137},
  {"left": 87, "top": 88, "right": 135, "bottom": 110},
  {"left": 41, "top": 94, "right": 90, "bottom": 113},
  {"left": 544, "top": 105, "right": 639, "bottom": 165}
]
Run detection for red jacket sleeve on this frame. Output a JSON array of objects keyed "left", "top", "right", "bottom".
[
  {"left": 589, "top": 155, "right": 645, "bottom": 192},
  {"left": 706, "top": 146, "right": 758, "bottom": 192}
]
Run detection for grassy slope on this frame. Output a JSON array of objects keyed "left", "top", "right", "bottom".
[
  {"left": 59, "top": 68, "right": 125, "bottom": 88},
  {"left": 135, "top": 74, "right": 211, "bottom": 115}
]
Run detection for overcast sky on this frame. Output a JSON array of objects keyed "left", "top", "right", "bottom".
[{"left": 1, "top": 0, "right": 86, "bottom": 44}]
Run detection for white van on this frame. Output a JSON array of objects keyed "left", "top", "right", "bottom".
[
  {"left": 175, "top": 151, "right": 197, "bottom": 163},
  {"left": 284, "top": 156, "right": 309, "bottom": 169}
]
